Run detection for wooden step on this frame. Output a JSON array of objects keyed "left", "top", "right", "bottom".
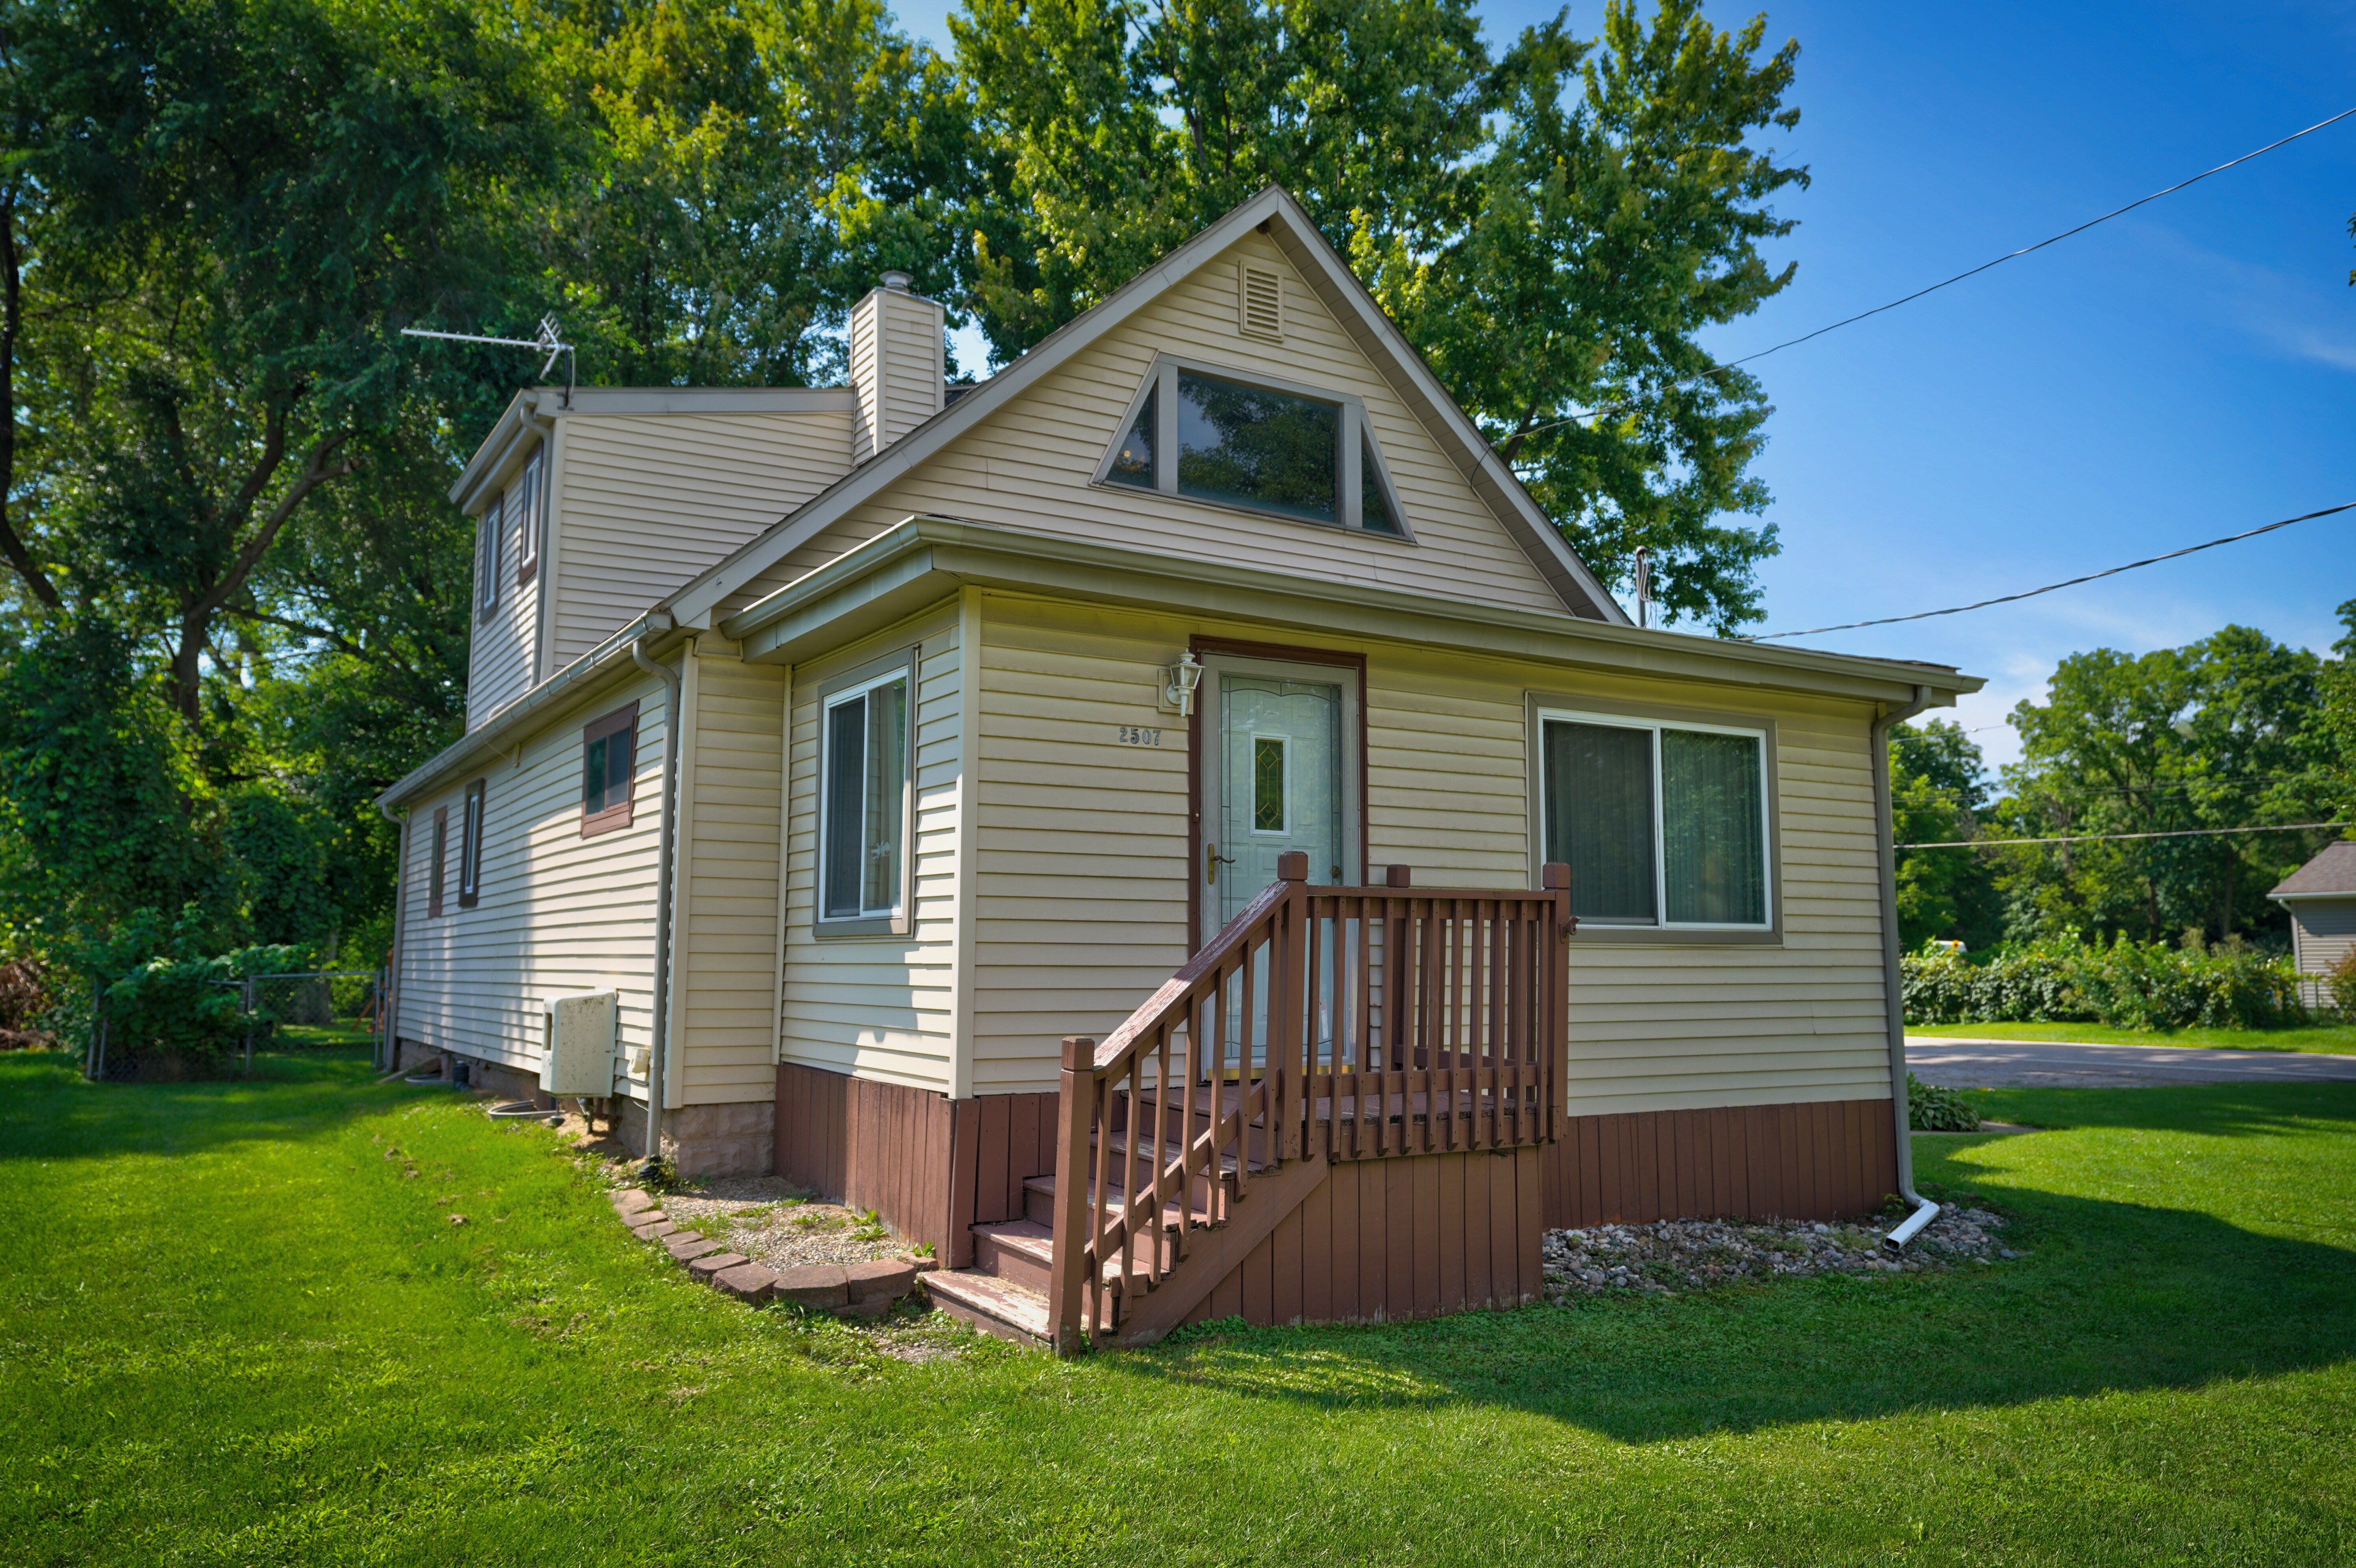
[
  {"left": 923, "top": 1269, "right": 1053, "bottom": 1349},
  {"left": 971, "top": 1220, "right": 1055, "bottom": 1295},
  {"left": 973, "top": 1217, "right": 1186, "bottom": 1295},
  {"left": 1021, "top": 1172, "right": 1219, "bottom": 1232}
]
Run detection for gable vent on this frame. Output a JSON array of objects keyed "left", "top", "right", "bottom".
[{"left": 1239, "top": 263, "right": 1283, "bottom": 341}]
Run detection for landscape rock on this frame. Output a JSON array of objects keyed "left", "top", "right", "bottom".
[
  {"left": 631, "top": 1220, "right": 678, "bottom": 1242},
  {"left": 1541, "top": 1205, "right": 2015, "bottom": 1301},
  {"left": 665, "top": 1235, "right": 726, "bottom": 1264},
  {"left": 688, "top": 1251, "right": 748, "bottom": 1282},
  {"left": 611, "top": 1188, "right": 656, "bottom": 1218}
]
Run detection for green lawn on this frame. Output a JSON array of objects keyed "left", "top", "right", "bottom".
[
  {"left": 1909, "top": 1019, "right": 2356, "bottom": 1053},
  {"left": 4, "top": 1052, "right": 2352, "bottom": 1565}
]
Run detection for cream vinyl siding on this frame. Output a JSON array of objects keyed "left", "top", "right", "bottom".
[
  {"left": 552, "top": 410, "right": 853, "bottom": 666},
  {"left": 777, "top": 600, "right": 965, "bottom": 1093},
  {"left": 968, "top": 593, "right": 1897, "bottom": 1114},
  {"left": 2290, "top": 899, "right": 2356, "bottom": 1007},
  {"left": 397, "top": 671, "right": 670, "bottom": 1095},
  {"left": 714, "top": 230, "right": 1576, "bottom": 624},
  {"left": 849, "top": 286, "right": 945, "bottom": 462},
  {"left": 673, "top": 643, "right": 788, "bottom": 1106},
  {"left": 463, "top": 489, "right": 540, "bottom": 730}
]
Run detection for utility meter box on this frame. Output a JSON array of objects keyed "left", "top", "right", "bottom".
[{"left": 540, "top": 991, "right": 617, "bottom": 1097}]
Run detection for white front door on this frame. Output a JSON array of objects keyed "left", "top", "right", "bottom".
[{"left": 1201, "top": 656, "right": 1359, "bottom": 941}]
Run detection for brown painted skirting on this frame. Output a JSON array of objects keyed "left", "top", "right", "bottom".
[
  {"left": 1538, "top": 1099, "right": 1898, "bottom": 1227},
  {"left": 775, "top": 1066, "right": 1060, "bottom": 1266},
  {"left": 774, "top": 1063, "right": 959, "bottom": 1256},
  {"left": 1179, "top": 1146, "right": 1547, "bottom": 1328}
]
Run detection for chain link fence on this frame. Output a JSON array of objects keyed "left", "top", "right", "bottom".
[{"left": 85, "top": 969, "right": 388, "bottom": 1081}]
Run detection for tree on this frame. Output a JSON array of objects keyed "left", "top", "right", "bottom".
[
  {"left": 955, "top": 0, "right": 1804, "bottom": 631},
  {"left": 1888, "top": 719, "right": 2001, "bottom": 949},
  {"left": 1994, "top": 626, "right": 2341, "bottom": 945}
]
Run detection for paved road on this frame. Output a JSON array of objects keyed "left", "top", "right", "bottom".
[{"left": 1906, "top": 1036, "right": 2356, "bottom": 1089}]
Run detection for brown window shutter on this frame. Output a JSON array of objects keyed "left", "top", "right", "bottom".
[{"left": 429, "top": 807, "right": 448, "bottom": 919}]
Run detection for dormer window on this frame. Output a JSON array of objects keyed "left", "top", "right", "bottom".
[{"left": 1097, "top": 358, "right": 1409, "bottom": 538}]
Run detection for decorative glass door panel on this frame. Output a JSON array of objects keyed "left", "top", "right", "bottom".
[{"left": 1217, "top": 675, "right": 1343, "bottom": 928}]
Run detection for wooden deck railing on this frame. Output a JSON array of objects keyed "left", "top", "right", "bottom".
[{"left": 1048, "top": 855, "right": 1573, "bottom": 1349}]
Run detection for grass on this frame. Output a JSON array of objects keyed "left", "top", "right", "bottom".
[
  {"left": 3, "top": 1052, "right": 2353, "bottom": 1565},
  {"left": 1909, "top": 1018, "right": 2356, "bottom": 1053}
]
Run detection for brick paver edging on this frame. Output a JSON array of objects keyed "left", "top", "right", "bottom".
[{"left": 607, "top": 1186, "right": 935, "bottom": 1314}]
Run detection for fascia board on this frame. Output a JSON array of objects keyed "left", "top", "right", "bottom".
[
  {"left": 448, "top": 390, "right": 537, "bottom": 510},
  {"left": 375, "top": 613, "right": 684, "bottom": 809},
  {"left": 737, "top": 549, "right": 959, "bottom": 665},
  {"left": 663, "top": 187, "right": 1314, "bottom": 630},
  {"left": 2271, "top": 889, "right": 2356, "bottom": 903},
  {"left": 1258, "top": 195, "right": 1628, "bottom": 624},
  {"left": 550, "top": 387, "right": 855, "bottom": 416},
  {"left": 722, "top": 515, "right": 1979, "bottom": 705}
]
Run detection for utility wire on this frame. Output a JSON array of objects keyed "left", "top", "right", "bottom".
[
  {"left": 1899, "top": 821, "right": 2348, "bottom": 849},
  {"left": 1744, "top": 501, "right": 2356, "bottom": 642},
  {"left": 1506, "top": 103, "right": 2356, "bottom": 447}
]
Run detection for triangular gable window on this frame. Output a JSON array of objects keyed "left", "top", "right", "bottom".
[{"left": 1096, "top": 356, "right": 1412, "bottom": 539}]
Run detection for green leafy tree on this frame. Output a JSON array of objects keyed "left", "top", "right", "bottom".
[
  {"left": 955, "top": 0, "right": 1804, "bottom": 631},
  {"left": 1888, "top": 719, "right": 2002, "bottom": 950},
  {"left": 1994, "top": 626, "right": 2340, "bottom": 945}
]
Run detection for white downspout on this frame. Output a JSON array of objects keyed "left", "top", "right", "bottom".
[
  {"left": 376, "top": 802, "right": 409, "bottom": 1074},
  {"left": 1871, "top": 683, "right": 1941, "bottom": 1251},
  {"left": 632, "top": 621, "right": 684, "bottom": 1177}
]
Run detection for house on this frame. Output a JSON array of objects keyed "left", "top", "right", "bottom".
[
  {"left": 377, "top": 186, "right": 1982, "bottom": 1347},
  {"left": 2269, "top": 840, "right": 2356, "bottom": 1009}
]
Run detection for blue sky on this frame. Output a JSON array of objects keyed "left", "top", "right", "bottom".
[{"left": 897, "top": 0, "right": 2356, "bottom": 775}]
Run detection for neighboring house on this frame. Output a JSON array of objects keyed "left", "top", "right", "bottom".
[
  {"left": 2269, "top": 840, "right": 2356, "bottom": 1008},
  {"left": 378, "top": 187, "right": 1981, "bottom": 1346}
]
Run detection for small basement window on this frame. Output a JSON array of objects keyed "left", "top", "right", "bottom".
[
  {"left": 818, "top": 656, "right": 915, "bottom": 931},
  {"left": 1097, "top": 358, "right": 1410, "bottom": 537},
  {"left": 1538, "top": 710, "right": 1770, "bottom": 929}
]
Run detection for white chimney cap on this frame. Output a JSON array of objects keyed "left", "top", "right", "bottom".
[{"left": 880, "top": 270, "right": 913, "bottom": 292}]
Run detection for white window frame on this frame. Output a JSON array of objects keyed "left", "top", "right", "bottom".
[
  {"left": 476, "top": 490, "right": 505, "bottom": 621},
  {"left": 515, "top": 447, "right": 544, "bottom": 585},
  {"left": 1535, "top": 706, "right": 1774, "bottom": 932},
  {"left": 814, "top": 649, "right": 919, "bottom": 937},
  {"left": 1092, "top": 354, "right": 1414, "bottom": 540}
]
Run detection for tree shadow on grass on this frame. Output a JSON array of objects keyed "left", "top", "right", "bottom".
[
  {"left": 1108, "top": 1090, "right": 2356, "bottom": 1442},
  {"left": 0, "top": 1050, "right": 430, "bottom": 1165}
]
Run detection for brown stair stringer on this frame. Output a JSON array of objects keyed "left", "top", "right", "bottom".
[{"left": 1107, "top": 1150, "right": 1330, "bottom": 1348}]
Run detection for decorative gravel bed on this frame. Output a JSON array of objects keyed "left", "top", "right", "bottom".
[
  {"left": 1543, "top": 1204, "right": 2018, "bottom": 1300},
  {"left": 645, "top": 1176, "right": 915, "bottom": 1272}
]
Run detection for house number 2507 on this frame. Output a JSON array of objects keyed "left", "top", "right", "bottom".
[{"left": 1116, "top": 726, "right": 1163, "bottom": 746}]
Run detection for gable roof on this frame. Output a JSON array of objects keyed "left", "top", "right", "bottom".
[
  {"left": 2270, "top": 839, "right": 2356, "bottom": 899},
  {"left": 663, "top": 185, "right": 1629, "bottom": 630}
]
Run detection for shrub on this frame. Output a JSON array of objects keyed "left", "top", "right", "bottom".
[
  {"left": 0, "top": 956, "right": 52, "bottom": 1048},
  {"left": 1902, "top": 931, "right": 2305, "bottom": 1031},
  {"left": 100, "top": 955, "right": 253, "bottom": 1077},
  {"left": 1907, "top": 1072, "right": 1981, "bottom": 1132},
  {"left": 2329, "top": 948, "right": 2356, "bottom": 1020}
]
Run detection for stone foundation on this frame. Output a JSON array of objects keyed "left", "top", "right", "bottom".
[{"left": 612, "top": 1097, "right": 776, "bottom": 1178}]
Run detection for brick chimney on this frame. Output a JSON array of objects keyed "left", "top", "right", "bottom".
[{"left": 849, "top": 271, "right": 945, "bottom": 464}]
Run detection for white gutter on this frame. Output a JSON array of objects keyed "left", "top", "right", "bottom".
[
  {"left": 631, "top": 627, "right": 685, "bottom": 1176},
  {"left": 1872, "top": 682, "right": 1942, "bottom": 1251}
]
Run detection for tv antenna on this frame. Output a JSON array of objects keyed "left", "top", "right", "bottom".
[{"left": 400, "top": 315, "right": 575, "bottom": 406}]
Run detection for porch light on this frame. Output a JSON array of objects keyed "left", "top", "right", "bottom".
[{"left": 1162, "top": 651, "right": 1203, "bottom": 717}]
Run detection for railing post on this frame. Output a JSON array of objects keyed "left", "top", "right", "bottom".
[
  {"left": 1275, "top": 851, "right": 1309, "bottom": 1160},
  {"left": 1050, "top": 1035, "right": 1095, "bottom": 1355},
  {"left": 1382, "top": 865, "right": 1410, "bottom": 1072},
  {"left": 1541, "top": 863, "right": 1573, "bottom": 1142}
]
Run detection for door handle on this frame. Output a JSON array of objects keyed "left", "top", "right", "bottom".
[{"left": 1206, "top": 842, "right": 1235, "bottom": 885}]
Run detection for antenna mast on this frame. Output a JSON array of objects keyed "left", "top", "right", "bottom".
[{"left": 400, "top": 315, "right": 576, "bottom": 407}]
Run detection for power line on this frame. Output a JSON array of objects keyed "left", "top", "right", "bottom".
[
  {"left": 1899, "top": 821, "right": 2348, "bottom": 849},
  {"left": 1507, "top": 103, "right": 2356, "bottom": 447},
  {"left": 1745, "top": 501, "right": 2356, "bottom": 642}
]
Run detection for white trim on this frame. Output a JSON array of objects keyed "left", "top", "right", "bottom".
[
  {"left": 814, "top": 651, "right": 919, "bottom": 931},
  {"left": 1535, "top": 705, "right": 1774, "bottom": 932},
  {"left": 1087, "top": 353, "right": 1418, "bottom": 540}
]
